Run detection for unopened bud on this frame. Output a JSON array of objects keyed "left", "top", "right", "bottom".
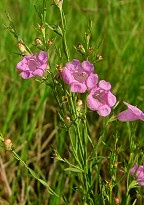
[
  {"left": 96, "top": 54, "right": 103, "bottom": 61},
  {"left": 4, "top": 138, "right": 13, "bottom": 151},
  {"left": 117, "top": 147, "right": 122, "bottom": 153},
  {"left": 114, "top": 197, "right": 121, "bottom": 204},
  {"left": 114, "top": 161, "right": 118, "bottom": 168},
  {"left": 47, "top": 39, "right": 53, "bottom": 46},
  {"left": 107, "top": 181, "right": 112, "bottom": 188},
  {"left": 57, "top": 64, "right": 63, "bottom": 72},
  {"left": 77, "top": 99, "right": 83, "bottom": 107},
  {"left": 77, "top": 99, "right": 84, "bottom": 112},
  {"left": 77, "top": 43, "right": 85, "bottom": 54},
  {"left": 54, "top": 0, "right": 63, "bottom": 10},
  {"left": 62, "top": 96, "right": 68, "bottom": 104},
  {"left": 88, "top": 47, "right": 94, "bottom": 54},
  {"left": 35, "top": 38, "right": 43, "bottom": 46},
  {"left": 65, "top": 116, "right": 70, "bottom": 122},
  {"left": 65, "top": 116, "right": 71, "bottom": 126},
  {"left": 17, "top": 41, "right": 30, "bottom": 55}
]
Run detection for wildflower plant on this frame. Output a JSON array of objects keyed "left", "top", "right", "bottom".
[{"left": 1, "top": 0, "right": 144, "bottom": 204}]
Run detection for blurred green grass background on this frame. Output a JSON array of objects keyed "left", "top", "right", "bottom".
[{"left": 0, "top": 0, "right": 144, "bottom": 204}]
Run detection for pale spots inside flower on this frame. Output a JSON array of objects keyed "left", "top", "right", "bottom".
[{"left": 73, "top": 71, "right": 88, "bottom": 83}]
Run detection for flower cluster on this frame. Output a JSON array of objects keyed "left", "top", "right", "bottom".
[
  {"left": 130, "top": 164, "right": 144, "bottom": 186},
  {"left": 16, "top": 54, "right": 144, "bottom": 120},
  {"left": 61, "top": 59, "right": 116, "bottom": 116}
]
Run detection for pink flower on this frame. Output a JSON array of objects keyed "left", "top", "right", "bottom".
[
  {"left": 16, "top": 51, "right": 48, "bottom": 79},
  {"left": 87, "top": 80, "right": 116, "bottom": 116},
  {"left": 130, "top": 164, "right": 144, "bottom": 186},
  {"left": 130, "top": 164, "right": 138, "bottom": 175},
  {"left": 61, "top": 59, "right": 98, "bottom": 93},
  {"left": 117, "top": 102, "right": 144, "bottom": 122}
]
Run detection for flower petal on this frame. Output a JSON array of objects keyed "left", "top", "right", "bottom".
[
  {"left": 89, "top": 86, "right": 99, "bottom": 95},
  {"left": 123, "top": 102, "right": 143, "bottom": 117},
  {"left": 107, "top": 91, "right": 117, "bottom": 107},
  {"left": 38, "top": 64, "right": 48, "bottom": 72},
  {"left": 19, "top": 71, "right": 33, "bottom": 79},
  {"left": 66, "top": 60, "right": 80, "bottom": 72},
  {"left": 70, "top": 82, "right": 87, "bottom": 93},
  {"left": 87, "top": 94, "right": 102, "bottom": 110},
  {"left": 38, "top": 51, "right": 48, "bottom": 63},
  {"left": 86, "top": 73, "right": 98, "bottom": 89},
  {"left": 136, "top": 166, "right": 144, "bottom": 176},
  {"left": 16, "top": 58, "right": 29, "bottom": 71},
  {"left": 81, "top": 61, "right": 94, "bottom": 73},
  {"left": 140, "top": 113, "right": 144, "bottom": 120},
  {"left": 130, "top": 164, "right": 138, "bottom": 175},
  {"left": 136, "top": 166, "right": 144, "bottom": 186},
  {"left": 99, "top": 80, "right": 111, "bottom": 91},
  {"left": 117, "top": 109, "right": 140, "bottom": 121},
  {"left": 97, "top": 105, "right": 111, "bottom": 117},
  {"left": 33, "top": 69, "right": 44, "bottom": 76},
  {"left": 61, "top": 67, "right": 75, "bottom": 84},
  {"left": 137, "top": 180, "right": 144, "bottom": 186},
  {"left": 71, "top": 59, "right": 80, "bottom": 66}
]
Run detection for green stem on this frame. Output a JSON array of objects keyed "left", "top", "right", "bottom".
[
  {"left": 60, "top": 9, "right": 69, "bottom": 61},
  {"left": 46, "top": 70, "right": 62, "bottom": 110},
  {"left": 69, "top": 93, "right": 94, "bottom": 203},
  {"left": 69, "top": 93, "right": 84, "bottom": 163},
  {"left": 109, "top": 186, "right": 113, "bottom": 204}
]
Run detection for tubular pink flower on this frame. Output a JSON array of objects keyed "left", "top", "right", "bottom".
[
  {"left": 16, "top": 51, "right": 48, "bottom": 79},
  {"left": 136, "top": 166, "right": 144, "bottom": 186},
  {"left": 87, "top": 80, "right": 116, "bottom": 117},
  {"left": 117, "top": 102, "right": 144, "bottom": 122},
  {"left": 61, "top": 59, "right": 98, "bottom": 93},
  {"left": 130, "top": 164, "right": 144, "bottom": 186},
  {"left": 130, "top": 164, "right": 138, "bottom": 175}
]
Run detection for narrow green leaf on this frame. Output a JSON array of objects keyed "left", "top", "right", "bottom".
[{"left": 65, "top": 167, "right": 83, "bottom": 173}]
